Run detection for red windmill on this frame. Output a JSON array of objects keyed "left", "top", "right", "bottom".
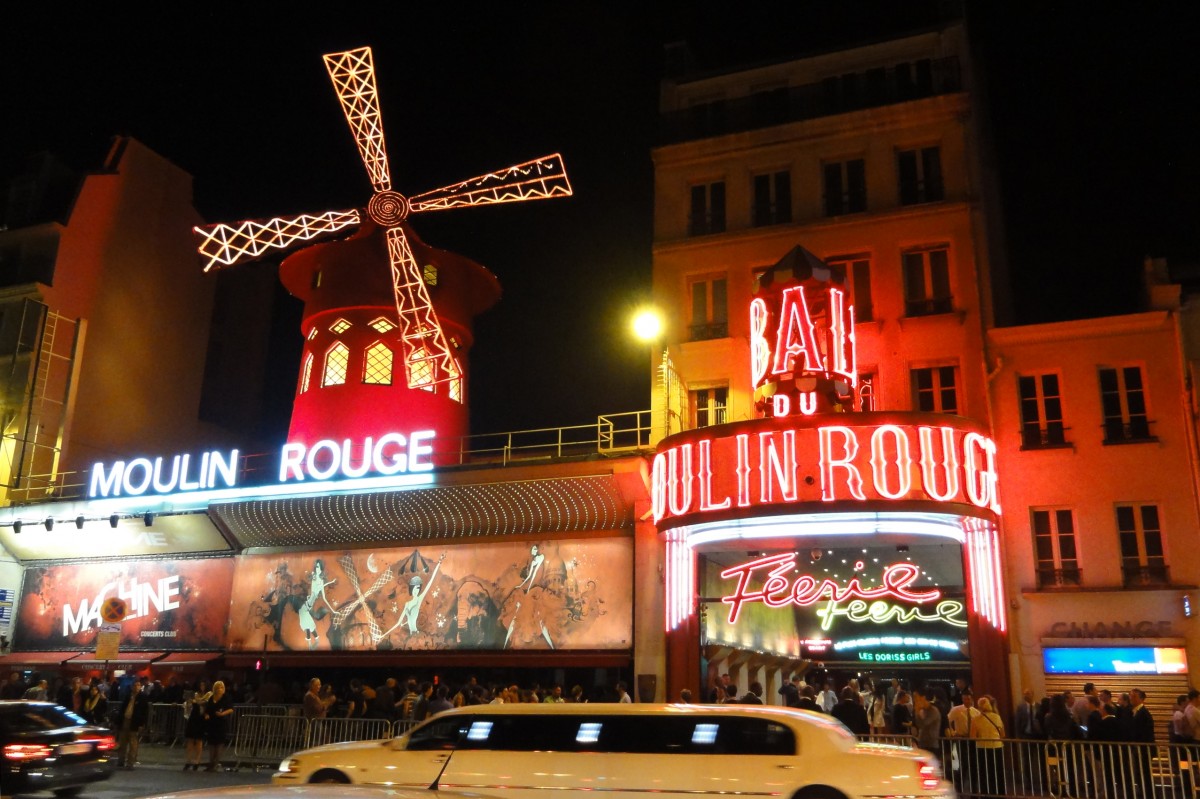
[{"left": 195, "top": 46, "right": 572, "bottom": 460}]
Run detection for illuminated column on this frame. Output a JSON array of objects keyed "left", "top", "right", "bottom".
[
  {"left": 664, "top": 527, "right": 700, "bottom": 701},
  {"left": 963, "top": 516, "right": 1011, "bottom": 720}
]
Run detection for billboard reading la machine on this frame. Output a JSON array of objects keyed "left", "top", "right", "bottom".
[{"left": 15, "top": 558, "right": 234, "bottom": 650}]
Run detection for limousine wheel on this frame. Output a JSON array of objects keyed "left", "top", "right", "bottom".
[
  {"left": 793, "top": 786, "right": 845, "bottom": 799},
  {"left": 309, "top": 770, "right": 350, "bottom": 784}
]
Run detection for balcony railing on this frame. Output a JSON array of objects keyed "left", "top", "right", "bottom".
[
  {"left": 904, "top": 296, "right": 954, "bottom": 317},
  {"left": 1103, "top": 417, "right": 1155, "bottom": 444},
  {"left": 1036, "top": 566, "right": 1082, "bottom": 589},
  {"left": 1021, "top": 424, "right": 1069, "bottom": 449},
  {"left": 661, "top": 56, "right": 961, "bottom": 144},
  {"left": 1123, "top": 563, "right": 1170, "bottom": 587},
  {"left": 688, "top": 321, "right": 728, "bottom": 341}
]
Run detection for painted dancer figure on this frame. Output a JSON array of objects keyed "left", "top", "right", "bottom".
[
  {"left": 298, "top": 559, "right": 337, "bottom": 648},
  {"left": 380, "top": 552, "right": 445, "bottom": 639},
  {"left": 516, "top": 544, "right": 545, "bottom": 593}
]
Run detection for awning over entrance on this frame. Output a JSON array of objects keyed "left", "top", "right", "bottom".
[
  {"left": 153, "top": 652, "right": 222, "bottom": 666},
  {"left": 0, "top": 651, "right": 76, "bottom": 667},
  {"left": 67, "top": 651, "right": 166, "bottom": 667}
]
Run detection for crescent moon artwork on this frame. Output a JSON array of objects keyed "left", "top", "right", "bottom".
[{"left": 366, "top": 553, "right": 379, "bottom": 574}]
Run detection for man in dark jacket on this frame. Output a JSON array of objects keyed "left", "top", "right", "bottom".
[
  {"left": 116, "top": 680, "right": 151, "bottom": 769},
  {"left": 1126, "top": 689, "right": 1155, "bottom": 793},
  {"left": 831, "top": 686, "right": 869, "bottom": 735},
  {"left": 740, "top": 682, "right": 764, "bottom": 704},
  {"left": 778, "top": 675, "right": 800, "bottom": 708}
]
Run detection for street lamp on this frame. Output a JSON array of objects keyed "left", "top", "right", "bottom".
[
  {"left": 631, "top": 308, "right": 663, "bottom": 343},
  {"left": 630, "top": 307, "right": 680, "bottom": 440}
]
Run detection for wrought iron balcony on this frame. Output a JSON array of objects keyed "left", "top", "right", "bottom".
[
  {"left": 1122, "top": 563, "right": 1170, "bottom": 587},
  {"left": 688, "top": 321, "right": 729, "bottom": 341},
  {"left": 1036, "top": 566, "right": 1082, "bottom": 589},
  {"left": 1103, "top": 417, "right": 1154, "bottom": 444},
  {"left": 1021, "top": 425, "right": 1069, "bottom": 449}
]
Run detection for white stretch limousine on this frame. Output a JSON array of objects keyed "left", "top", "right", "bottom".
[{"left": 274, "top": 704, "right": 953, "bottom": 799}]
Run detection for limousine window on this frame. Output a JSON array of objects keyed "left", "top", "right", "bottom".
[{"left": 406, "top": 714, "right": 795, "bottom": 756}]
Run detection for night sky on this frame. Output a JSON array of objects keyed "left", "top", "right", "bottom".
[{"left": 2, "top": 3, "right": 1196, "bottom": 441}]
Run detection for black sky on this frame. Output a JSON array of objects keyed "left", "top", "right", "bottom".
[{"left": 2, "top": 3, "right": 1196, "bottom": 440}]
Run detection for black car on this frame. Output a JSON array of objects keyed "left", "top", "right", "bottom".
[{"left": 0, "top": 701, "right": 117, "bottom": 796}]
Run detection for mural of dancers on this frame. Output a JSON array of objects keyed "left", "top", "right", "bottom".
[{"left": 226, "top": 538, "right": 632, "bottom": 653}]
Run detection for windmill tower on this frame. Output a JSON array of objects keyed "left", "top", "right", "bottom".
[{"left": 195, "top": 47, "right": 571, "bottom": 460}]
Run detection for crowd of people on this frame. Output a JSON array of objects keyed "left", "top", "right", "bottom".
[{"left": 1, "top": 665, "right": 1174, "bottom": 794}]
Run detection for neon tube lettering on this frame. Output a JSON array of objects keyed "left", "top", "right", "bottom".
[
  {"left": 651, "top": 452, "right": 668, "bottom": 522},
  {"left": 720, "top": 553, "right": 941, "bottom": 624},
  {"left": 372, "top": 432, "right": 409, "bottom": 475},
  {"left": 759, "top": 430, "right": 798, "bottom": 503},
  {"left": 819, "top": 425, "right": 866, "bottom": 501},
  {"left": 666, "top": 444, "right": 694, "bottom": 516},
  {"left": 772, "top": 394, "right": 790, "bottom": 417},
  {"left": 870, "top": 425, "right": 913, "bottom": 499},
  {"left": 735, "top": 433, "right": 751, "bottom": 507},
  {"left": 698, "top": 439, "right": 731, "bottom": 511},
  {"left": 280, "top": 443, "right": 305, "bottom": 481},
  {"left": 963, "top": 432, "right": 997, "bottom": 508},
  {"left": 828, "top": 287, "right": 850, "bottom": 379},
  {"left": 817, "top": 598, "right": 968, "bottom": 631},
  {"left": 750, "top": 298, "right": 770, "bottom": 385},
  {"left": 918, "top": 426, "right": 960, "bottom": 501},
  {"left": 771, "top": 286, "right": 822, "bottom": 375},
  {"left": 409, "top": 430, "right": 435, "bottom": 472},
  {"left": 340, "top": 438, "right": 373, "bottom": 478}
]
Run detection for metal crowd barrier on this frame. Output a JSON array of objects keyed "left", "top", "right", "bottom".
[
  {"left": 232, "top": 714, "right": 311, "bottom": 770},
  {"left": 934, "top": 737, "right": 1200, "bottom": 799},
  {"left": 230, "top": 704, "right": 301, "bottom": 737},
  {"left": 306, "top": 717, "right": 393, "bottom": 748},
  {"left": 391, "top": 719, "right": 420, "bottom": 737},
  {"left": 857, "top": 733, "right": 916, "bottom": 747},
  {"left": 146, "top": 703, "right": 186, "bottom": 746}
]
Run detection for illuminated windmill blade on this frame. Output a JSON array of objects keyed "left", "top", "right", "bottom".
[
  {"left": 194, "top": 210, "right": 361, "bottom": 271},
  {"left": 385, "top": 226, "right": 463, "bottom": 398},
  {"left": 407, "top": 154, "right": 573, "bottom": 214},
  {"left": 324, "top": 46, "right": 392, "bottom": 193}
]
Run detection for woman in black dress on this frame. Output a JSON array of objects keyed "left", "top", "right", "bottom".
[
  {"left": 183, "top": 680, "right": 211, "bottom": 771},
  {"left": 82, "top": 684, "right": 108, "bottom": 726},
  {"left": 204, "top": 680, "right": 234, "bottom": 771}
]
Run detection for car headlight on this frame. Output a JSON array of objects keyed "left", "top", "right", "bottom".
[{"left": 278, "top": 758, "right": 301, "bottom": 773}]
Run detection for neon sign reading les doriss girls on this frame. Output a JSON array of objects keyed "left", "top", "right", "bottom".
[{"left": 720, "top": 552, "right": 967, "bottom": 631}]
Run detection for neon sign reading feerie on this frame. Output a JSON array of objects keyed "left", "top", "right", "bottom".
[
  {"left": 651, "top": 418, "right": 999, "bottom": 525},
  {"left": 720, "top": 552, "right": 968, "bottom": 631}
]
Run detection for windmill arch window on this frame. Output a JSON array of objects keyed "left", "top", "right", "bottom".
[
  {"left": 363, "top": 342, "right": 394, "bottom": 385},
  {"left": 370, "top": 317, "right": 396, "bottom": 333},
  {"left": 323, "top": 342, "right": 349, "bottom": 387},
  {"left": 330, "top": 318, "right": 352, "bottom": 334},
  {"left": 299, "top": 353, "right": 314, "bottom": 393},
  {"left": 408, "top": 346, "right": 435, "bottom": 392}
]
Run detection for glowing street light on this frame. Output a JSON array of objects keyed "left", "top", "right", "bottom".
[{"left": 631, "top": 308, "right": 663, "bottom": 342}]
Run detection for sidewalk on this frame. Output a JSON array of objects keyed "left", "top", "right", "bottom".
[{"left": 131, "top": 743, "right": 275, "bottom": 773}]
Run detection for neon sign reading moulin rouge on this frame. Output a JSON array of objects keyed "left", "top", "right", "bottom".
[
  {"left": 88, "top": 431, "right": 435, "bottom": 498},
  {"left": 720, "top": 552, "right": 968, "bottom": 632},
  {"left": 652, "top": 420, "right": 999, "bottom": 524}
]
